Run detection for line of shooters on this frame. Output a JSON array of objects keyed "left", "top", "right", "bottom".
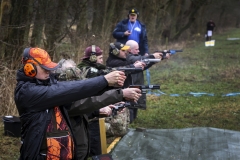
[{"left": 14, "top": 40, "right": 181, "bottom": 159}]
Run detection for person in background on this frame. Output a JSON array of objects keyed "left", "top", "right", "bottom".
[
  {"left": 206, "top": 19, "right": 216, "bottom": 41},
  {"left": 56, "top": 58, "right": 141, "bottom": 159},
  {"left": 14, "top": 47, "right": 126, "bottom": 159},
  {"left": 112, "top": 8, "right": 149, "bottom": 56}
]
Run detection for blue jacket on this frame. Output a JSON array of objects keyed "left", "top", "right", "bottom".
[
  {"left": 14, "top": 68, "right": 109, "bottom": 160},
  {"left": 112, "top": 19, "right": 149, "bottom": 56}
]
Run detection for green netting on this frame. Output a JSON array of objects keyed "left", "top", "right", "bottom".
[{"left": 110, "top": 127, "right": 240, "bottom": 160}]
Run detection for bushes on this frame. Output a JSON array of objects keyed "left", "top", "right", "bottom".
[{"left": 0, "top": 62, "right": 18, "bottom": 116}]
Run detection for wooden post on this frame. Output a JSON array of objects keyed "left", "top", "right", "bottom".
[{"left": 99, "top": 118, "right": 107, "bottom": 154}]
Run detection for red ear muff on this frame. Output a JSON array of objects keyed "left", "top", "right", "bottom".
[
  {"left": 22, "top": 47, "right": 38, "bottom": 77},
  {"left": 23, "top": 63, "right": 37, "bottom": 77}
]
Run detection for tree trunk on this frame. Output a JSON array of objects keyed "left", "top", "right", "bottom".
[
  {"left": 4, "top": 0, "right": 31, "bottom": 68},
  {"left": 44, "top": 0, "right": 69, "bottom": 57},
  {"left": 172, "top": 0, "right": 206, "bottom": 40},
  {"left": 0, "top": 0, "right": 12, "bottom": 58},
  {"left": 30, "top": 0, "right": 46, "bottom": 47}
]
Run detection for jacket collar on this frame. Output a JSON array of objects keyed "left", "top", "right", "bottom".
[
  {"left": 16, "top": 68, "right": 57, "bottom": 86},
  {"left": 78, "top": 60, "right": 106, "bottom": 70},
  {"left": 108, "top": 53, "right": 127, "bottom": 61}
]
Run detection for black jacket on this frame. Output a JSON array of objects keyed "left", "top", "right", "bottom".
[
  {"left": 14, "top": 68, "right": 109, "bottom": 160},
  {"left": 106, "top": 54, "right": 136, "bottom": 88},
  {"left": 127, "top": 53, "right": 155, "bottom": 85},
  {"left": 126, "top": 53, "right": 157, "bottom": 109},
  {"left": 207, "top": 21, "right": 216, "bottom": 31},
  {"left": 68, "top": 89, "right": 124, "bottom": 160}
]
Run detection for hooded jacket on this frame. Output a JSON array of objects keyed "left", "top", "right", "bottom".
[{"left": 14, "top": 68, "right": 109, "bottom": 160}]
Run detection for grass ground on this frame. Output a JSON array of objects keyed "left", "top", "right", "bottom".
[
  {"left": 131, "top": 28, "right": 240, "bottom": 131},
  {"left": 1, "top": 28, "right": 240, "bottom": 159},
  {"left": 0, "top": 121, "right": 20, "bottom": 159}
]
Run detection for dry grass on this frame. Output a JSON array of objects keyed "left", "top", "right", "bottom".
[{"left": 0, "top": 61, "right": 18, "bottom": 116}]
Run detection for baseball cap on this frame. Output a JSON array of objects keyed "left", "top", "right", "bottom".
[
  {"left": 23, "top": 47, "right": 59, "bottom": 71},
  {"left": 129, "top": 8, "right": 139, "bottom": 16},
  {"left": 82, "top": 45, "right": 103, "bottom": 59},
  {"left": 113, "top": 42, "right": 130, "bottom": 51}
]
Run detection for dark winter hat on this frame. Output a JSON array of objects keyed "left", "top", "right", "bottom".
[
  {"left": 128, "top": 8, "right": 139, "bottom": 16},
  {"left": 81, "top": 45, "right": 103, "bottom": 59}
]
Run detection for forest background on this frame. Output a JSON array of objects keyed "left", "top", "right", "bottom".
[
  {"left": 0, "top": 0, "right": 240, "bottom": 118},
  {"left": 1, "top": 0, "right": 240, "bottom": 159}
]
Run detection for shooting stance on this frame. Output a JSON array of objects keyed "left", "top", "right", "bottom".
[
  {"left": 14, "top": 47, "right": 126, "bottom": 159},
  {"left": 56, "top": 58, "right": 141, "bottom": 159},
  {"left": 78, "top": 45, "right": 142, "bottom": 156}
]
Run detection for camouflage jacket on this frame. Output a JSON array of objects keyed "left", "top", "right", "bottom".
[
  {"left": 105, "top": 108, "right": 130, "bottom": 137},
  {"left": 78, "top": 60, "right": 113, "bottom": 79}
]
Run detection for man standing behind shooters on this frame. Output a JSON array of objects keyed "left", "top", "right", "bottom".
[{"left": 113, "top": 8, "right": 149, "bottom": 56}]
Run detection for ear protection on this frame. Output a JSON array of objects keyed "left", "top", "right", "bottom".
[
  {"left": 110, "top": 43, "right": 119, "bottom": 56},
  {"left": 22, "top": 48, "right": 38, "bottom": 77},
  {"left": 89, "top": 45, "right": 97, "bottom": 63}
]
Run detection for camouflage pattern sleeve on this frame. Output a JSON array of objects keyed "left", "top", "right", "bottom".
[{"left": 105, "top": 108, "right": 130, "bottom": 137}]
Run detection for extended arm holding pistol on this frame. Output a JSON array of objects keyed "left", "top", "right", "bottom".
[
  {"left": 129, "top": 85, "right": 160, "bottom": 94},
  {"left": 155, "top": 49, "right": 183, "bottom": 59},
  {"left": 112, "top": 102, "right": 131, "bottom": 117},
  {"left": 129, "top": 85, "right": 160, "bottom": 110},
  {"left": 117, "top": 67, "right": 143, "bottom": 75},
  {"left": 141, "top": 59, "right": 161, "bottom": 65}
]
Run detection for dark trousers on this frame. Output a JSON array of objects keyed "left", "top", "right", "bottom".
[
  {"left": 88, "top": 120, "right": 102, "bottom": 156},
  {"left": 206, "top": 36, "right": 211, "bottom": 41}
]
